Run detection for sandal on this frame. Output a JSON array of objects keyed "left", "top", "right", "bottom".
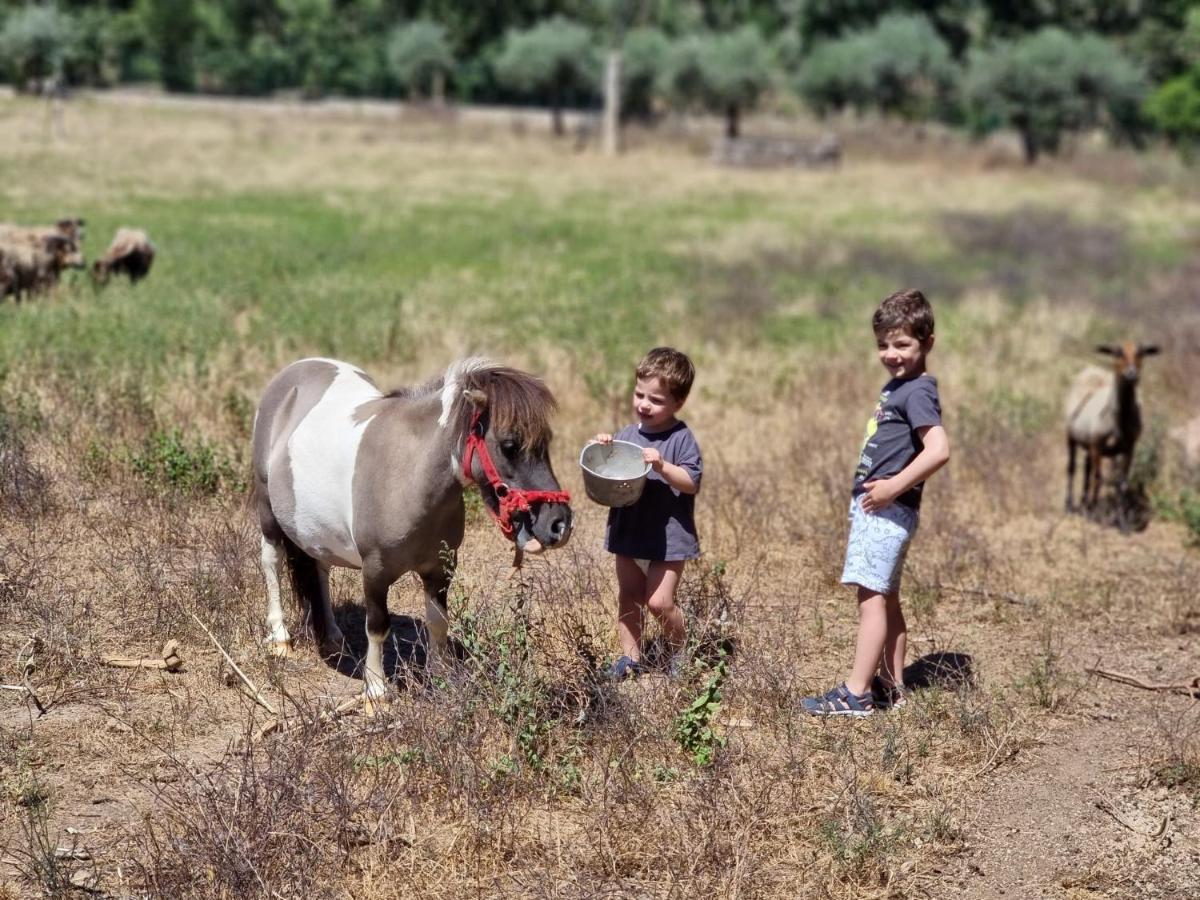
[
  {"left": 801, "top": 682, "right": 875, "bottom": 717},
  {"left": 871, "top": 676, "right": 907, "bottom": 710},
  {"left": 606, "top": 655, "right": 646, "bottom": 681}
]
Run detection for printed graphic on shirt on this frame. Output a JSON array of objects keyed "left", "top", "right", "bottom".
[{"left": 856, "top": 389, "right": 890, "bottom": 480}]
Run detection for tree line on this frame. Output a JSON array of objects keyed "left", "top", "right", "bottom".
[{"left": 3, "top": 1, "right": 1200, "bottom": 162}]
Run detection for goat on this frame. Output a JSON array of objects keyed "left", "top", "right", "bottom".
[
  {"left": 1064, "top": 342, "right": 1160, "bottom": 521},
  {"left": 0, "top": 217, "right": 86, "bottom": 244},
  {"left": 0, "top": 233, "right": 85, "bottom": 300},
  {"left": 92, "top": 228, "right": 155, "bottom": 285}
]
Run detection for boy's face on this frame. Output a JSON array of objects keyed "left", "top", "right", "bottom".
[
  {"left": 876, "top": 327, "right": 932, "bottom": 380},
  {"left": 633, "top": 375, "right": 683, "bottom": 432}
]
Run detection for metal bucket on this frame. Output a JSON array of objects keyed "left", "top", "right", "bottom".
[{"left": 579, "top": 440, "right": 651, "bottom": 507}]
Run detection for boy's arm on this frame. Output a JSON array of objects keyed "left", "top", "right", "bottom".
[
  {"left": 644, "top": 449, "right": 698, "bottom": 495},
  {"left": 860, "top": 424, "right": 949, "bottom": 514}
]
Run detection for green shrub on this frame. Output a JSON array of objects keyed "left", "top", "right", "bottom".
[
  {"left": 130, "top": 428, "right": 240, "bottom": 496},
  {"left": 1145, "top": 68, "right": 1200, "bottom": 158},
  {"left": 0, "top": 4, "right": 77, "bottom": 90},
  {"left": 660, "top": 26, "right": 774, "bottom": 138},
  {"left": 620, "top": 26, "right": 669, "bottom": 121},
  {"left": 387, "top": 20, "right": 455, "bottom": 101},
  {"left": 493, "top": 17, "right": 599, "bottom": 136}
]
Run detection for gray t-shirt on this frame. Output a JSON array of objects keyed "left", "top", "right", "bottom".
[
  {"left": 852, "top": 375, "right": 942, "bottom": 510},
  {"left": 605, "top": 421, "right": 702, "bottom": 561}
]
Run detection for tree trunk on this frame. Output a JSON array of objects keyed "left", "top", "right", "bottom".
[
  {"left": 602, "top": 49, "right": 621, "bottom": 156},
  {"left": 431, "top": 70, "right": 445, "bottom": 108},
  {"left": 1020, "top": 127, "right": 1039, "bottom": 164},
  {"left": 726, "top": 104, "right": 740, "bottom": 140}
]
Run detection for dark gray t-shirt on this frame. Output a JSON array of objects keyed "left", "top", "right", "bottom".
[
  {"left": 852, "top": 375, "right": 942, "bottom": 510},
  {"left": 605, "top": 421, "right": 702, "bottom": 561}
]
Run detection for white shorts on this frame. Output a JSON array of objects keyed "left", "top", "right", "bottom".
[{"left": 840, "top": 496, "right": 919, "bottom": 595}]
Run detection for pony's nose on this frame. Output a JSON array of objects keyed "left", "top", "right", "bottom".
[{"left": 547, "top": 509, "right": 572, "bottom": 544}]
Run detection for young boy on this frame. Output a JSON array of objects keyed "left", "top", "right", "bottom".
[
  {"left": 802, "top": 289, "right": 950, "bottom": 716},
  {"left": 594, "top": 347, "right": 703, "bottom": 679}
]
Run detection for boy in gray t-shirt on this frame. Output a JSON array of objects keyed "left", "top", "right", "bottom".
[
  {"left": 802, "top": 290, "right": 950, "bottom": 716},
  {"left": 593, "top": 348, "right": 702, "bottom": 680}
]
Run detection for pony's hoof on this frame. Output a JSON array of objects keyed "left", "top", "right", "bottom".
[
  {"left": 266, "top": 640, "right": 292, "bottom": 659},
  {"left": 319, "top": 630, "right": 348, "bottom": 659},
  {"left": 361, "top": 692, "right": 389, "bottom": 716}
]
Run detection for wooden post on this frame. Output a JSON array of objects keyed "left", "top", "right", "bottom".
[{"left": 602, "top": 49, "right": 621, "bottom": 156}]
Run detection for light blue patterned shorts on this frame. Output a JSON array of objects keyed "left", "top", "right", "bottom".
[{"left": 840, "top": 496, "right": 919, "bottom": 595}]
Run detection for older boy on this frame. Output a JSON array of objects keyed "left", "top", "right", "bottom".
[
  {"left": 594, "top": 347, "right": 702, "bottom": 679},
  {"left": 803, "top": 290, "right": 950, "bottom": 716}
]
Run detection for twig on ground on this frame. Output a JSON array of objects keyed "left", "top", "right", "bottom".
[
  {"left": 1094, "top": 796, "right": 1173, "bottom": 839},
  {"left": 188, "top": 612, "right": 277, "bottom": 715},
  {"left": 1085, "top": 667, "right": 1200, "bottom": 698},
  {"left": 940, "top": 584, "right": 1039, "bottom": 607}
]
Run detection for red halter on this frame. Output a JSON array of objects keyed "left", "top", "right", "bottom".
[{"left": 462, "top": 411, "right": 571, "bottom": 541}]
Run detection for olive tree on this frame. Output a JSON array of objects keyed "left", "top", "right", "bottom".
[
  {"left": 493, "top": 17, "right": 598, "bottom": 136},
  {"left": 797, "top": 13, "right": 957, "bottom": 121},
  {"left": 660, "top": 25, "right": 774, "bottom": 139},
  {"left": 0, "top": 4, "right": 76, "bottom": 92},
  {"left": 387, "top": 19, "right": 455, "bottom": 103},
  {"left": 966, "top": 27, "right": 1146, "bottom": 163}
]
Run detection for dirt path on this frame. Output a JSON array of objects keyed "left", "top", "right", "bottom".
[{"left": 943, "top": 661, "right": 1200, "bottom": 898}]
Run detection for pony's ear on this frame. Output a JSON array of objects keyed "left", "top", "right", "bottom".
[
  {"left": 1138, "top": 344, "right": 1161, "bottom": 357},
  {"left": 463, "top": 388, "right": 488, "bottom": 408},
  {"left": 1094, "top": 344, "right": 1119, "bottom": 356}
]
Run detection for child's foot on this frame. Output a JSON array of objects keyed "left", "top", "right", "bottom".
[
  {"left": 606, "top": 655, "right": 646, "bottom": 681},
  {"left": 871, "top": 676, "right": 908, "bottom": 710},
  {"left": 801, "top": 682, "right": 875, "bottom": 717}
]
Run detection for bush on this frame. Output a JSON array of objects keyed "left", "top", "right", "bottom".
[
  {"left": 1146, "top": 68, "right": 1200, "bottom": 158},
  {"left": 965, "top": 27, "right": 1147, "bottom": 163},
  {"left": 620, "top": 26, "right": 669, "bottom": 121},
  {"left": 797, "top": 14, "right": 958, "bottom": 122},
  {"left": 387, "top": 19, "right": 455, "bottom": 101},
  {"left": 130, "top": 428, "right": 240, "bottom": 496}
]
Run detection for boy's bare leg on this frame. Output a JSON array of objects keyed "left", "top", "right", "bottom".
[
  {"left": 846, "top": 586, "right": 888, "bottom": 697},
  {"left": 645, "top": 561, "right": 687, "bottom": 652},
  {"left": 615, "top": 555, "right": 648, "bottom": 660},
  {"left": 881, "top": 591, "right": 907, "bottom": 689}
]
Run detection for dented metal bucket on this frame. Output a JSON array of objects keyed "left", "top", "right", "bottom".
[{"left": 579, "top": 440, "right": 650, "bottom": 507}]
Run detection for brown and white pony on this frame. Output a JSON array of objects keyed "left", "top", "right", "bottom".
[{"left": 252, "top": 357, "right": 572, "bottom": 701}]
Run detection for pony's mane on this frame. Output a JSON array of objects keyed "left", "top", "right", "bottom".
[{"left": 437, "top": 357, "right": 557, "bottom": 451}]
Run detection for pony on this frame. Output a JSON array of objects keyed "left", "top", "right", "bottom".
[{"left": 252, "top": 357, "right": 573, "bottom": 702}]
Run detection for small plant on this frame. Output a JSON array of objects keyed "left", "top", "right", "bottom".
[
  {"left": 130, "top": 427, "right": 242, "bottom": 495},
  {"left": 673, "top": 656, "right": 727, "bottom": 767},
  {"left": 1016, "top": 626, "right": 1070, "bottom": 710},
  {"left": 12, "top": 772, "right": 72, "bottom": 896}
]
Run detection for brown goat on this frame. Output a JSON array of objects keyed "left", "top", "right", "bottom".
[
  {"left": 1064, "top": 341, "right": 1160, "bottom": 521},
  {"left": 0, "top": 233, "right": 85, "bottom": 300},
  {"left": 92, "top": 228, "right": 155, "bottom": 284},
  {"left": 0, "top": 217, "right": 86, "bottom": 244}
]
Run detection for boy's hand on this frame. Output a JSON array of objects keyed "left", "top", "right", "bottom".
[
  {"left": 860, "top": 479, "right": 899, "bottom": 514},
  {"left": 594, "top": 433, "right": 613, "bottom": 444},
  {"left": 643, "top": 448, "right": 664, "bottom": 472}
]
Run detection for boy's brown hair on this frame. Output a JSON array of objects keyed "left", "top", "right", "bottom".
[
  {"left": 636, "top": 347, "right": 695, "bottom": 402},
  {"left": 872, "top": 289, "right": 934, "bottom": 343}
]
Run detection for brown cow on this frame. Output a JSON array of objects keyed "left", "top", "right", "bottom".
[{"left": 92, "top": 228, "right": 155, "bottom": 284}]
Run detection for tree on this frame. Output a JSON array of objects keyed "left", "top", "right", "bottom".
[
  {"left": 797, "top": 13, "right": 958, "bottom": 121},
  {"left": 387, "top": 19, "right": 454, "bottom": 102},
  {"left": 1145, "top": 67, "right": 1200, "bottom": 158},
  {"left": 493, "top": 16, "right": 599, "bottom": 136},
  {"left": 965, "top": 28, "right": 1147, "bottom": 163},
  {"left": 620, "top": 25, "right": 668, "bottom": 120},
  {"left": 0, "top": 4, "right": 76, "bottom": 91},
  {"left": 660, "top": 25, "right": 774, "bottom": 138},
  {"left": 142, "top": 0, "right": 198, "bottom": 91}
]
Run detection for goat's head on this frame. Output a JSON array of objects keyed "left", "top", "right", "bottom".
[{"left": 1095, "top": 342, "right": 1160, "bottom": 384}]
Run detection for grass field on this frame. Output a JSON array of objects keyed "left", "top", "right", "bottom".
[{"left": 1, "top": 95, "right": 1199, "bottom": 898}]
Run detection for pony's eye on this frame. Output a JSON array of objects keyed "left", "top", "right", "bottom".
[{"left": 500, "top": 438, "right": 519, "bottom": 456}]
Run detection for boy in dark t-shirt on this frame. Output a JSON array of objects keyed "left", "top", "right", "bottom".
[
  {"left": 593, "top": 348, "right": 702, "bottom": 680},
  {"left": 802, "top": 290, "right": 950, "bottom": 716}
]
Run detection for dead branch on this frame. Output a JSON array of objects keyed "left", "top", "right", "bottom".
[
  {"left": 1085, "top": 667, "right": 1200, "bottom": 698},
  {"left": 188, "top": 612, "right": 277, "bottom": 715},
  {"left": 250, "top": 693, "right": 366, "bottom": 743},
  {"left": 101, "top": 639, "right": 183, "bottom": 673},
  {"left": 940, "top": 584, "right": 1039, "bottom": 607}
]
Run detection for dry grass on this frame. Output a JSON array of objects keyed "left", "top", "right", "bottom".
[{"left": 1, "top": 96, "right": 1198, "bottom": 897}]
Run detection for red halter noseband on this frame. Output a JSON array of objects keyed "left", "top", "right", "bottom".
[{"left": 462, "top": 411, "right": 570, "bottom": 541}]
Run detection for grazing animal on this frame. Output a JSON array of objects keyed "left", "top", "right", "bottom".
[
  {"left": 252, "top": 357, "right": 573, "bottom": 703},
  {"left": 0, "top": 233, "right": 85, "bottom": 299},
  {"left": 1064, "top": 342, "right": 1160, "bottom": 519},
  {"left": 0, "top": 217, "right": 85, "bottom": 244},
  {"left": 92, "top": 228, "right": 155, "bottom": 284}
]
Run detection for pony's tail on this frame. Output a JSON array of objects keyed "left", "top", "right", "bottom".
[{"left": 281, "top": 535, "right": 330, "bottom": 639}]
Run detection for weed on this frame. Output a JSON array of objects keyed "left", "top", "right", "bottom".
[
  {"left": 130, "top": 427, "right": 243, "bottom": 495},
  {"left": 1016, "top": 626, "right": 1071, "bottom": 711},
  {"left": 673, "top": 656, "right": 728, "bottom": 767}
]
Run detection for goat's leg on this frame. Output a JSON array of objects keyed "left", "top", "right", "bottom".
[
  {"left": 1086, "top": 444, "right": 1103, "bottom": 513},
  {"left": 1065, "top": 438, "right": 1077, "bottom": 513}
]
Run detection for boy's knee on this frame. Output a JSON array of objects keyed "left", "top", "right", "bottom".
[{"left": 647, "top": 593, "right": 678, "bottom": 617}]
